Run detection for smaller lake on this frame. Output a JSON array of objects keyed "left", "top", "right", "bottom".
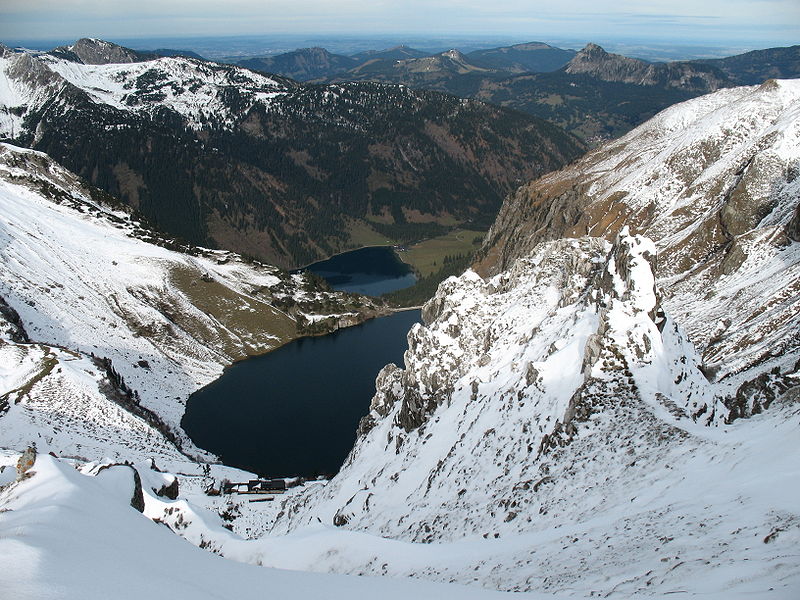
[
  {"left": 182, "top": 310, "right": 421, "bottom": 478},
  {"left": 304, "top": 246, "right": 416, "bottom": 296}
]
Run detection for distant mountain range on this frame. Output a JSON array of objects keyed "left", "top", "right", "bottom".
[
  {"left": 235, "top": 41, "right": 576, "bottom": 82},
  {"left": 238, "top": 47, "right": 360, "bottom": 82},
  {"left": 239, "top": 40, "right": 800, "bottom": 142}
]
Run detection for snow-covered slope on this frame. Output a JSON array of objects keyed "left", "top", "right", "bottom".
[
  {"left": 263, "top": 83, "right": 800, "bottom": 597},
  {"left": 0, "top": 453, "right": 542, "bottom": 600},
  {"left": 1, "top": 61, "right": 798, "bottom": 598},
  {"left": 0, "top": 46, "right": 287, "bottom": 133},
  {"left": 0, "top": 341, "right": 189, "bottom": 464},
  {"left": 479, "top": 78, "right": 800, "bottom": 392},
  {"left": 0, "top": 142, "right": 384, "bottom": 460}
]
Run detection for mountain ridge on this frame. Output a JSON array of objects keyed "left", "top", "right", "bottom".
[
  {"left": 308, "top": 41, "right": 799, "bottom": 142},
  {"left": 564, "top": 42, "right": 729, "bottom": 91}
]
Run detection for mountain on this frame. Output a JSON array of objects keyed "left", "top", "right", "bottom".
[
  {"left": 318, "top": 42, "right": 737, "bottom": 142},
  {"left": 267, "top": 81, "right": 800, "bottom": 595},
  {"left": 318, "top": 41, "right": 577, "bottom": 87},
  {"left": 693, "top": 44, "right": 800, "bottom": 85},
  {"left": 319, "top": 42, "right": 800, "bottom": 143},
  {"left": 564, "top": 42, "right": 729, "bottom": 91},
  {"left": 237, "top": 47, "right": 359, "bottom": 82},
  {"left": 51, "top": 38, "right": 205, "bottom": 65},
  {"left": 330, "top": 48, "right": 498, "bottom": 90},
  {"left": 238, "top": 42, "right": 574, "bottom": 84},
  {"left": 0, "top": 40, "right": 584, "bottom": 268},
  {"left": 50, "top": 37, "right": 155, "bottom": 64},
  {"left": 1, "top": 70, "right": 798, "bottom": 598},
  {"left": 476, "top": 78, "right": 800, "bottom": 386},
  {"left": 237, "top": 46, "right": 432, "bottom": 82},
  {"left": 464, "top": 42, "right": 735, "bottom": 142},
  {"left": 0, "top": 142, "right": 387, "bottom": 458},
  {"left": 467, "top": 41, "right": 576, "bottom": 73},
  {"left": 0, "top": 140, "right": 544, "bottom": 600},
  {"left": 468, "top": 69, "right": 698, "bottom": 142}
]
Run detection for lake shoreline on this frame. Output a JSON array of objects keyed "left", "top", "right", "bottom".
[{"left": 182, "top": 309, "right": 423, "bottom": 478}]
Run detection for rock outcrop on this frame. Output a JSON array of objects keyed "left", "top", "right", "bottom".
[
  {"left": 565, "top": 43, "right": 729, "bottom": 92},
  {"left": 277, "top": 231, "right": 725, "bottom": 540},
  {"left": 50, "top": 38, "right": 150, "bottom": 65}
]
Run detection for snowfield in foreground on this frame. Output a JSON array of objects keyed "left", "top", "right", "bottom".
[{"left": 0, "top": 454, "right": 550, "bottom": 600}]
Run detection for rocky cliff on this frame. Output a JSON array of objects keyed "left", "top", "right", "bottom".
[{"left": 565, "top": 43, "right": 729, "bottom": 92}]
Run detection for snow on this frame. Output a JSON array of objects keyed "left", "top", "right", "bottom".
[
  {"left": 0, "top": 50, "right": 287, "bottom": 134},
  {"left": 260, "top": 228, "right": 797, "bottom": 596},
  {"left": 0, "top": 342, "right": 187, "bottom": 464},
  {"left": 43, "top": 55, "right": 286, "bottom": 129},
  {"left": 0, "top": 144, "right": 274, "bottom": 450},
  {"left": 490, "top": 79, "right": 800, "bottom": 385},
  {"left": 0, "top": 454, "right": 551, "bottom": 600}
]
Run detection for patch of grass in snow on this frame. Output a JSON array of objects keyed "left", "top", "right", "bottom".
[
  {"left": 168, "top": 265, "right": 296, "bottom": 357},
  {"left": 0, "top": 348, "right": 58, "bottom": 405}
]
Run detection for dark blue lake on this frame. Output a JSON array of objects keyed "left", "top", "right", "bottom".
[
  {"left": 181, "top": 310, "right": 421, "bottom": 478},
  {"left": 304, "top": 246, "right": 416, "bottom": 296}
]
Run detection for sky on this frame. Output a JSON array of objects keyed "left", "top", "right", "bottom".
[{"left": 0, "top": 0, "right": 797, "bottom": 48}]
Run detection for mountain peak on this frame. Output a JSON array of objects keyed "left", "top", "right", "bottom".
[
  {"left": 52, "top": 38, "right": 149, "bottom": 65},
  {"left": 572, "top": 42, "right": 613, "bottom": 63},
  {"left": 442, "top": 48, "right": 466, "bottom": 61},
  {"left": 581, "top": 42, "right": 607, "bottom": 54},
  {"left": 563, "top": 42, "right": 726, "bottom": 91}
]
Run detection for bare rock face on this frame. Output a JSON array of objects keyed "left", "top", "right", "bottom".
[
  {"left": 565, "top": 43, "right": 728, "bottom": 92},
  {"left": 788, "top": 201, "right": 800, "bottom": 242},
  {"left": 153, "top": 476, "right": 179, "bottom": 500},
  {"left": 52, "top": 38, "right": 148, "bottom": 65},
  {"left": 0, "top": 295, "right": 29, "bottom": 343},
  {"left": 130, "top": 468, "right": 145, "bottom": 513},
  {"left": 16, "top": 446, "right": 36, "bottom": 480}
]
